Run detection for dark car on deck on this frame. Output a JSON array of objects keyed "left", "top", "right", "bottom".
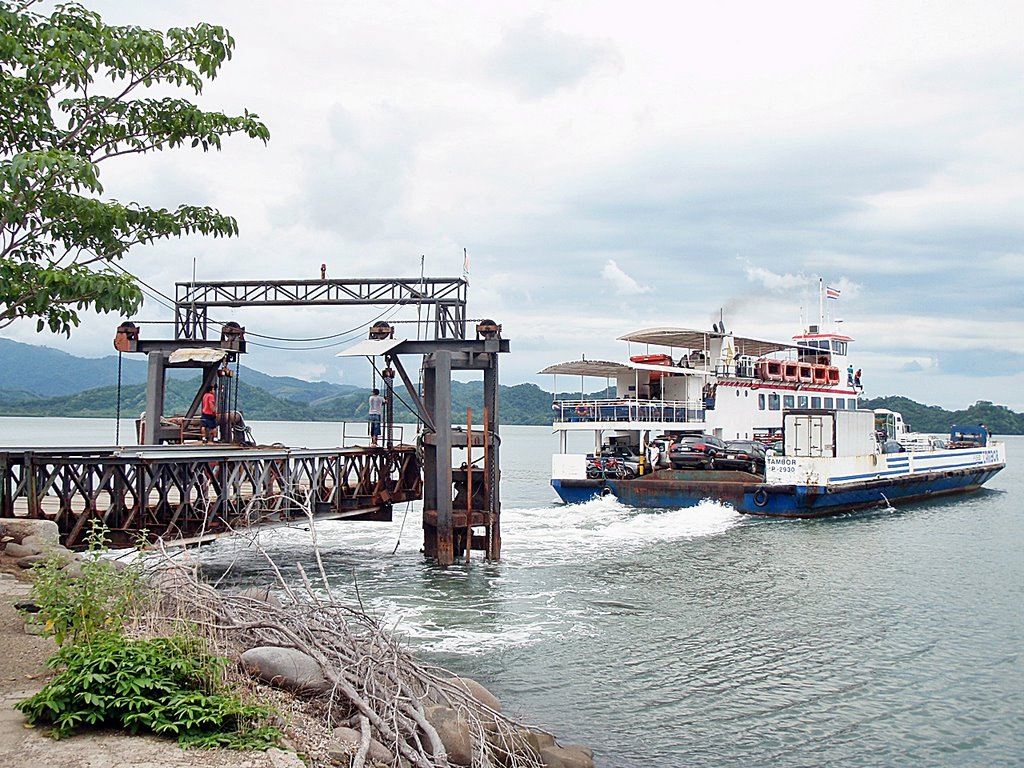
[
  {"left": 717, "top": 440, "right": 767, "bottom": 474},
  {"left": 668, "top": 434, "right": 727, "bottom": 470}
]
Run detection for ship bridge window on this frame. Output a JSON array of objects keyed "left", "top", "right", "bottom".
[
  {"left": 811, "top": 396, "right": 822, "bottom": 408},
  {"left": 831, "top": 340, "right": 848, "bottom": 355},
  {"left": 768, "top": 393, "right": 781, "bottom": 410},
  {"left": 836, "top": 398, "right": 846, "bottom": 409},
  {"left": 798, "top": 395, "right": 808, "bottom": 408},
  {"left": 784, "top": 395, "right": 795, "bottom": 408},
  {"left": 824, "top": 397, "right": 834, "bottom": 408}
]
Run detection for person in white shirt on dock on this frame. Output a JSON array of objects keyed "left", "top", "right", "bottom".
[{"left": 368, "top": 388, "right": 384, "bottom": 447}]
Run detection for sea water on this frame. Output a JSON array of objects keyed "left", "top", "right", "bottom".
[{"left": 1, "top": 417, "right": 1020, "bottom": 766}]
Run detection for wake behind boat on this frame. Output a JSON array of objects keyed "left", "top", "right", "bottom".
[{"left": 541, "top": 294, "right": 1005, "bottom": 517}]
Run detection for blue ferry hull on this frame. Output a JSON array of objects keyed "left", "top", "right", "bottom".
[{"left": 553, "top": 463, "right": 1005, "bottom": 517}]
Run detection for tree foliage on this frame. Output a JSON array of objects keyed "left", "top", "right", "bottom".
[
  {"left": 861, "top": 396, "right": 1024, "bottom": 435},
  {"left": 0, "top": 1, "right": 269, "bottom": 335}
]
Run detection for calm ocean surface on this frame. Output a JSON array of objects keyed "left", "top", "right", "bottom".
[{"left": 1, "top": 416, "right": 1021, "bottom": 767}]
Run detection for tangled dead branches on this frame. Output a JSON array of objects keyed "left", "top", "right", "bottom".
[{"left": 134, "top": 534, "right": 554, "bottom": 768}]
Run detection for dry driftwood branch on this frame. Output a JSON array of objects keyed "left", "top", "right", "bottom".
[{"left": 131, "top": 494, "right": 552, "bottom": 768}]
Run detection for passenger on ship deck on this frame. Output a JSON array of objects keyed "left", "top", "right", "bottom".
[
  {"left": 847, "top": 365, "right": 854, "bottom": 386},
  {"left": 854, "top": 369, "right": 862, "bottom": 390},
  {"left": 647, "top": 440, "right": 661, "bottom": 470}
]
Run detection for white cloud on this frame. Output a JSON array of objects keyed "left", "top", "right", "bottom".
[
  {"left": 601, "top": 260, "right": 650, "bottom": 296},
  {"left": 742, "top": 266, "right": 815, "bottom": 293},
  {"left": 487, "top": 15, "right": 623, "bottom": 100},
  {"left": 4, "top": 0, "right": 1024, "bottom": 411}
]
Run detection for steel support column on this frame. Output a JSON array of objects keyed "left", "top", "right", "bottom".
[
  {"left": 143, "top": 352, "right": 166, "bottom": 446},
  {"left": 424, "top": 349, "right": 454, "bottom": 565}
]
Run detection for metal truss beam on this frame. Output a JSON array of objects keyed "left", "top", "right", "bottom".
[{"left": 175, "top": 277, "right": 468, "bottom": 340}]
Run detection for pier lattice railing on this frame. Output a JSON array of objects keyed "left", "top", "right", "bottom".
[{"left": 0, "top": 446, "right": 422, "bottom": 548}]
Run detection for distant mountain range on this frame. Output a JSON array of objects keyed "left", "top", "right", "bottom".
[
  {"left": 0, "top": 337, "right": 360, "bottom": 403},
  {"left": 0, "top": 338, "right": 1021, "bottom": 432},
  {"left": 0, "top": 337, "right": 554, "bottom": 425}
]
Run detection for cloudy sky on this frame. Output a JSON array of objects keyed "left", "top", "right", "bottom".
[{"left": 5, "top": 0, "right": 1023, "bottom": 409}]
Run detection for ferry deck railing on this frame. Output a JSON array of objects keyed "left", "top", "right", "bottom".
[{"left": 552, "top": 398, "right": 706, "bottom": 424}]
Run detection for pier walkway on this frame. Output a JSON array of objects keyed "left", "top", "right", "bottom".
[{"left": 0, "top": 444, "right": 422, "bottom": 548}]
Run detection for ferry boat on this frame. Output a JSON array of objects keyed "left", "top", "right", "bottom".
[{"left": 541, "top": 314, "right": 1005, "bottom": 517}]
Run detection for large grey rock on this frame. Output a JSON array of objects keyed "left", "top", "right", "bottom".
[
  {"left": 0, "top": 519, "right": 59, "bottom": 547},
  {"left": 327, "top": 725, "right": 395, "bottom": 764},
  {"left": 423, "top": 704, "right": 473, "bottom": 765},
  {"left": 3, "top": 542, "right": 39, "bottom": 559},
  {"left": 448, "top": 675, "right": 502, "bottom": 714},
  {"left": 239, "top": 646, "right": 332, "bottom": 695},
  {"left": 489, "top": 727, "right": 556, "bottom": 767},
  {"left": 235, "top": 585, "right": 283, "bottom": 608},
  {"left": 16, "top": 547, "right": 75, "bottom": 569},
  {"left": 20, "top": 534, "right": 51, "bottom": 554},
  {"left": 540, "top": 743, "right": 595, "bottom": 768}
]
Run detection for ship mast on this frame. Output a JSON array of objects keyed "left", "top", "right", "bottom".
[{"left": 818, "top": 277, "right": 825, "bottom": 329}]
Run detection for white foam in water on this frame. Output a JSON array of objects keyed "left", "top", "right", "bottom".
[
  {"left": 501, "top": 496, "right": 742, "bottom": 563},
  {"left": 194, "top": 495, "right": 742, "bottom": 656}
]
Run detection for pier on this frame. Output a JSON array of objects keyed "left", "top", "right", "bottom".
[
  {"left": 1, "top": 275, "right": 509, "bottom": 565},
  {"left": 0, "top": 444, "right": 421, "bottom": 549}
]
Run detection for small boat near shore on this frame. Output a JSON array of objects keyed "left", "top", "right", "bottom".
[{"left": 541, "top": 298, "right": 1006, "bottom": 516}]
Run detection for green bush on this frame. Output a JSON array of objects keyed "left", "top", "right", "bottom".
[
  {"left": 16, "top": 633, "right": 281, "bottom": 748},
  {"left": 27, "top": 522, "right": 141, "bottom": 646}
]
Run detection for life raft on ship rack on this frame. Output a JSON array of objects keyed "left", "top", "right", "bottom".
[
  {"left": 756, "top": 359, "right": 841, "bottom": 386},
  {"left": 755, "top": 359, "right": 784, "bottom": 381}
]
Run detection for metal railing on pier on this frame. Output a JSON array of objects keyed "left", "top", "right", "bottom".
[{"left": 0, "top": 445, "right": 422, "bottom": 549}]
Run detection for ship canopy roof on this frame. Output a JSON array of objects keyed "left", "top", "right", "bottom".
[
  {"left": 618, "top": 326, "right": 815, "bottom": 357},
  {"left": 537, "top": 359, "right": 630, "bottom": 377},
  {"left": 538, "top": 358, "right": 715, "bottom": 377}
]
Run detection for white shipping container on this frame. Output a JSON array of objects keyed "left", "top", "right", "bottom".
[
  {"left": 834, "top": 410, "right": 877, "bottom": 456},
  {"left": 784, "top": 410, "right": 876, "bottom": 458}
]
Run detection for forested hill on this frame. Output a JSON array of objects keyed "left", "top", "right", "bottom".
[
  {"left": 0, "top": 376, "right": 559, "bottom": 426},
  {"left": 858, "top": 397, "right": 1024, "bottom": 435},
  {"left": 1, "top": 379, "right": 1021, "bottom": 432},
  {"left": 0, "top": 338, "right": 1020, "bottom": 431}
]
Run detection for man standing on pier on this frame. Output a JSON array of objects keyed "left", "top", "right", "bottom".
[
  {"left": 201, "top": 384, "right": 218, "bottom": 443},
  {"left": 368, "top": 388, "right": 384, "bottom": 447}
]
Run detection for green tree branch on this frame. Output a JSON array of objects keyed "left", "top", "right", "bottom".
[{"left": 0, "top": 0, "right": 269, "bottom": 335}]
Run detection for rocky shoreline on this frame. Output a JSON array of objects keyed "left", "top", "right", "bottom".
[{"left": 0, "top": 521, "right": 595, "bottom": 768}]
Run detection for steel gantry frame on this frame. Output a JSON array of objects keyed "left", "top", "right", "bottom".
[
  {"left": 175, "top": 277, "right": 468, "bottom": 341},
  {"left": 3, "top": 276, "right": 507, "bottom": 565},
  {"left": 166, "top": 274, "right": 507, "bottom": 565}
]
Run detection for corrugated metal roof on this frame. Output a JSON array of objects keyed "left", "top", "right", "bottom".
[
  {"left": 538, "top": 359, "right": 714, "bottom": 377},
  {"left": 538, "top": 360, "right": 631, "bottom": 376}
]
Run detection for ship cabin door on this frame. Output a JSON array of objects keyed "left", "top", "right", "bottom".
[{"left": 789, "top": 414, "right": 833, "bottom": 457}]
